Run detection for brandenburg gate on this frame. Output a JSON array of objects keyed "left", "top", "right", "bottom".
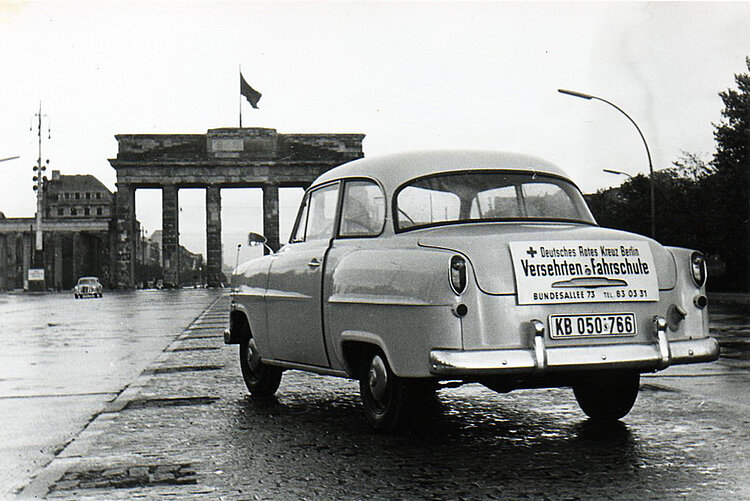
[{"left": 109, "top": 127, "right": 364, "bottom": 288}]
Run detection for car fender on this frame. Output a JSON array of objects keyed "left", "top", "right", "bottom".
[
  {"left": 666, "top": 246, "right": 709, "bottom": 339},
  {"left": 324, "top": 246, "right": 463, "bottom": 377},
  {"left": 231, "top": 255, "right": 274, "bottom": 356}
]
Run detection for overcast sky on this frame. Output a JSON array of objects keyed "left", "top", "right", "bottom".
[{"left": 1, "top": 1, "right": 748, "bottom": 263}]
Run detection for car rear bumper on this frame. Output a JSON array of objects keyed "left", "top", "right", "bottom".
[{"left": 429, "top": 336, "right": 720, "bottom": 376}]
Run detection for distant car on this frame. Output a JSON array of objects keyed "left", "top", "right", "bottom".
[
  {"left": 225, "top": 151, "right": 719, "bottom": 431},
  {"left": 74, "top": 277, "right": 103, "bottom": 298}
]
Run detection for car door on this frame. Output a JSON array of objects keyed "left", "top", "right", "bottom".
[{"left": 265, "top": 182, "right": 340, "bottom": 367}]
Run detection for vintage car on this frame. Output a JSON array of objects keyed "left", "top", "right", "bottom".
[
  {"left": 225, "top": 151, "right": 719, "bottom": 431},
  {"left": 74, "top": 276, "right": 103, "bottom": 298}
]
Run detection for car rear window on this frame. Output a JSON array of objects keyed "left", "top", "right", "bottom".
[{"left": 394, "top": 171, "right": 595, "bottom": 231}]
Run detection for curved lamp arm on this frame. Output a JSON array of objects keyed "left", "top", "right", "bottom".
[{"left": 558, "top": 89, "right": 655, "bottom": 238}]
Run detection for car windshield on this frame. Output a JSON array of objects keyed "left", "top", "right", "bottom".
[
  {"left": 79, "top": 279, "right": 98, "bottom": 285},
  {"left": 395, "top": 171, "right": 595, "bottom": 231}
]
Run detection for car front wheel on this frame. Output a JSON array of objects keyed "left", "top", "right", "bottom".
[
  {"left": 239, "top": 337, "right": 282, "bottom": 397},
  {"left": 359, "top": 351, "right": 435, "bottom": 432},
  {"left": 573, "top": 371, "right": 640, "bottom": 421}
]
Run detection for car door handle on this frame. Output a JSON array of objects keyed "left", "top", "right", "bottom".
[{"left": 307, "top": 258, "right": 322, "bottom": 268}]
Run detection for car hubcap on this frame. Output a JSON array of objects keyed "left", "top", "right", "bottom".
[
  {"left": 246, "top": 339, "right": 261, "bottom": 373},
  {"left": 368, "top": 355, "right": 388, "bottom": 402}
]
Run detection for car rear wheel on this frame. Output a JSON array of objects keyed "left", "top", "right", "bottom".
[
  {"left": 239, "top": 337, "right": 282, "bottom": 397},
  {"left": 359, "top": 351, "right": 435, "bottom": 432},
  {"left": 573, "top": 371, "right": 640, "bottom": 421}
]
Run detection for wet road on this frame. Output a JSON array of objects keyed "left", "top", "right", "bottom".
[
  {"left": 706, "top": 298, "right": 750, "bottom": 366},
  {"left": 3, "top": 292, "right": 749, "bottom": 499},
  {"left": 643, "top": 298, "right": 750, "bottom": 410},
  {"left": 0, "top": 289, "right": 222, "bottom": 496}
]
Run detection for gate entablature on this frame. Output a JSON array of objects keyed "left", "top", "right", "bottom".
[{"left": 109, "top": 127, "right": 364, "bottom": 288}]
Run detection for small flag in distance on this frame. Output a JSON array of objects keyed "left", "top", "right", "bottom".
[{"left": 240, "top": 73, "right": 262, "bottom": 109}]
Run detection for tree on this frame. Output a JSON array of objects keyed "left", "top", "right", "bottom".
[
  {"left": 587, "top": 170, "right": 703, "bottom": 251},
  {"left": 706, "top": 57, "right": 750, "bottom": 290},
  {"left": 669, "top": 151, "right": 714, "bottom": 180}
]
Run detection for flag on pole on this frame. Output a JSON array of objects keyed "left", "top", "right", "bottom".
[{"left": 240, "top": 73, "right": 262, "bottom": 109}]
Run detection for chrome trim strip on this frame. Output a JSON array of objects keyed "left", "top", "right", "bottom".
[
  {"left": 328, "top": 294, "right": 447, "bottom": 306},
  {"left": 552, "top": 277, "right": 628, "bottom": 288},
  {"left": 263, "top": 289, "right": 312, "bottom": 301}
]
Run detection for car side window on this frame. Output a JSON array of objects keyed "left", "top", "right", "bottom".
[
  {"left": 339, "top": 180, "right": 386, "bottom": 237},
  {"left": 292, "top": 183, "right": 340, "bottom": 242}
]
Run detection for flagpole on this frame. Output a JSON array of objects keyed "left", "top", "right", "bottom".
[{"left": 239, "top": 65, "right": 243, "bottom": 128}]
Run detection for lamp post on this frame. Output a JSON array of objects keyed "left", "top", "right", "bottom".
[
  {"left": 558, "top": 89, "right": 655, "bottom": 238},
  {"left": 603, "top": 168, "right": 633, "bottom": 180},
  {"left": 232, "top": 243, "right": 241, "bottom": 286}
]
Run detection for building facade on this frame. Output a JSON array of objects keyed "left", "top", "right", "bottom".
[
  {"left": 0, "top": 171, "right": 115, "bottom": 291},
  {"left": 45, "top": 171, "right": 114, "bottom": 220}
]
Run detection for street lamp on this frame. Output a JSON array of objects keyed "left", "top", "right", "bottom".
[
  {"left": 603, "top": 168, "right": 633, "bottom": 180},
  {"left": 558, "top": 89, "right": 655, "bottom": 238}
]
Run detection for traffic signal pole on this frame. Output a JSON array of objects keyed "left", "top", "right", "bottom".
[{"left": 29, "top": 102, "right": 49, "bottom": 290}]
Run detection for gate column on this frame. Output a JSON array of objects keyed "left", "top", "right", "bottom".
[
  {"left": 72, "top": 233, "right": 81, "bottom": 281},
  {"left": 162, "top": 184, "right": 180, "bottom": 286},
  {"left": 262, "top": 184, "right": 280, "bottom": 253},
  {"left": 0, "top": 234, "right": 5, "bottom": 290},
  {"left": 205, "top": 186, "right": 223, "bottom": 287},
  {"left": 114, "top": 183, "right": 136, "bottom": 288},
  {"left": 22, "top": 233, "right": 31, "bottom": 290}
]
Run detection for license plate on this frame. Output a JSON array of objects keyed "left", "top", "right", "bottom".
[{"left": 548, "top": 313, "right": 637, "bottom": 338}]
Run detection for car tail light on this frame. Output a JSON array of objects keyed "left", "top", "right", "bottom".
[
  {"left": 690, "top": 252, "right": 706, "bottom": 287},
  {"left": 449, "top": 255, "right": 467, "bottom": 295}
]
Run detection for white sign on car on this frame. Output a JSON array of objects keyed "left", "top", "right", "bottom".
[{"left": 509, "top": 240, "right": 658, "bottom": 305}]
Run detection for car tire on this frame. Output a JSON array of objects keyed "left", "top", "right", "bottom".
[
  {"left": 573, "top": 371, "right": 640, "bottom": 421},
  {"left": 239, "top": 337, "right": 282, "bottom": 397},
  {"left": 359, "top": 350, "right": 435, "bottom": 432}
]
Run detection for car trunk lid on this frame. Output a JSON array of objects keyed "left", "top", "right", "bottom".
[{"left": 417, "top": 222, "right": 676, "bottom": 298}]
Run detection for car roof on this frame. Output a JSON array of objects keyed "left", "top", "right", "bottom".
[
  {"left": 311, "top": 150, "right": 573, "bottom": 192},
  {"left": 79, "top": 277, "right": 99, "bottom": 281}
]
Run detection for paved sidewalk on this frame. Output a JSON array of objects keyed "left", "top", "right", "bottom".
[{"left": 20, "top": 295, "right": 236, "bottom": 499}]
